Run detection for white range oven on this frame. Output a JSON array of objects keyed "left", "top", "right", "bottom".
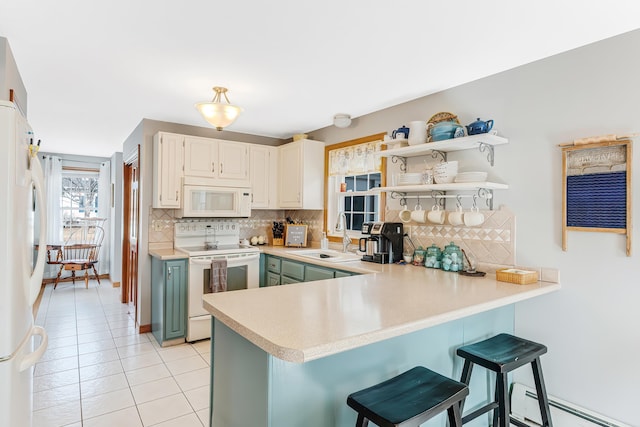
[{"left": 174, "top": 220, "right": 260, "bottom": 342}]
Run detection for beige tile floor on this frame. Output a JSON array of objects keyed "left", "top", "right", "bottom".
[{"left": 33, "top": 280, "right": 211, "bottom": 427}]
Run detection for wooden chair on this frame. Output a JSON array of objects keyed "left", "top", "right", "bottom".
[{"left": 54, "top": 226, "right": 105, "bottom": 289}]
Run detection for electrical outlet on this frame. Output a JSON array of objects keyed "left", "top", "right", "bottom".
[{"left": 540, "top": 268, "right": 559, "bottom": 283}]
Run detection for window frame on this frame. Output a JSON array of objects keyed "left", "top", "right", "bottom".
[{"left": 323, "top": 132, "right": 387, "bottom": 244}]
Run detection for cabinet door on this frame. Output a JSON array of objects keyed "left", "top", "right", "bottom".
[
  {"left": 266, "top": 255, "right": 281, "bottom": 273},
  {"left": 266, "top": 271, "right": 281, "bottom": 286},
  {"left": 250, "top": 145, "right": 277, "bottom": 209},
  {"left": 218, "top": 141, "right": 249, "bottom": 182},
  {"left": 305, "top": 265, "right": 335, "bottom": 282},
  {"left": 278, "top": 142, "right": 302, "bottom": 208},
  {"left": 164, "top": 260, "right": 187, "bottom": 340},
  {"left": 334, "top": 270, "right": 352, "bottom": 278},
  {"left": 281, "top": 259, "right": 305, "bottom": 281},
  {"left": 184, "top": 136, "right": 217, "bottom": 178},
  {"left": 153, "top": 133, "right": 183, "bottom": 209},
  {"left": 280, "top": 275, "right": 302, "bottom": 285}
]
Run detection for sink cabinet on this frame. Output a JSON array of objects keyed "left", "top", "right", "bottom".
[
  {"left": 262, "top": 254, "right": 356, "bottom": 287},
  {"left": 151, "top": 257, "right": 188, "bottom": 346}
]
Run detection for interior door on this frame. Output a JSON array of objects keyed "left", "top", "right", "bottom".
[{"left": 122, "top": 151, "right": 139, "bottom": 325}]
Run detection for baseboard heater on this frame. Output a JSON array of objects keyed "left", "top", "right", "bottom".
[{"left": 511, "top": 383, "right": 631, "bottom": 427}]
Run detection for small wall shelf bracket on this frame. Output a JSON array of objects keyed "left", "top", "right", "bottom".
[
  {"left": 477, "top": 142, "right": 495, "bottom": 166},
  {"left": 431, "top": 150, "right": 447, "bottom": 163},
  {"left": 476, "top": 188, "right": 494, "bottom": 210},
  {"left": 391, "top": 155, "right": 407, "bottom": 172}
]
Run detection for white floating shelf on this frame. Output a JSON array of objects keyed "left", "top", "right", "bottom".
[{"left": 379, "top": 133, "right": 508, "bottom": 158}]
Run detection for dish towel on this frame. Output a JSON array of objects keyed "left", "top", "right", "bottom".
[{"left": 209, "top": 259, "right": 227, "bottom": 293}]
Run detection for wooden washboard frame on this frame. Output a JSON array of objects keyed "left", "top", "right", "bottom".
[{"left": 561, "top": 138, "right": 632, "bottom": 256}]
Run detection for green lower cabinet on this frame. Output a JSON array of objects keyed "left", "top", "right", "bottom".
[
  {"left": 304, "top": 265, "right": 335, "bottom": 282},
  {"left": 151, "top": 257, "right": 188, "bottom": 346},
  {"left": 266, "top": 271, "right": 281, "bottom": 286},
  {"left": 261, "top": 254, "right": 358, "bottom": 285},
  {"left": 334, "top": 270, "right": 353, "bottom": 278}
]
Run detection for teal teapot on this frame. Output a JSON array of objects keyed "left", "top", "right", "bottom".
[{"left": 466, "top": 118, "right": 494, "bottom": 135}]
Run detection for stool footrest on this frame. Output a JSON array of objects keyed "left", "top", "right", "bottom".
[
  {"left": 461, "top": 402, "right": 499, "bottom": 424},
  {"left": 510, "top": 416, "right": 533, "bottom": 427}
]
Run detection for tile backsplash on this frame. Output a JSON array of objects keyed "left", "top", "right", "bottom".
[{"left": 148, "top": 206, "right": 514, "bottom": 266}]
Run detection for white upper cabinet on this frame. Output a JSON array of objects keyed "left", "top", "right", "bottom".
[
  {"left": 278, "top": 139, "right": 324, "bottom": 209},
  {"left": 153, "top": 132, "right": 184, "bottom": 209},
  {"left": 249, "top": 144, "right": 278, "bottom": 209},
  {"left": 184, "top": 136, "right": 250, "bottom": 187}
]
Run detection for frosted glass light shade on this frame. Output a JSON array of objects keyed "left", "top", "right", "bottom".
[{"left": 195, "top": 87, "right": 243, "bottom": 130}]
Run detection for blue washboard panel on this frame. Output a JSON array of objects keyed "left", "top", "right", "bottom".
[{"left": 566, "top": 171, "right": 626, "bottom": 228}]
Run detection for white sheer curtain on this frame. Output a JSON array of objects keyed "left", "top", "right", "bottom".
[
  {"left": 43, "top": 156, "right": 63, "bottom": 244},
  {"left": 97, "top": 161, "right": 111, "bottom": 275}
]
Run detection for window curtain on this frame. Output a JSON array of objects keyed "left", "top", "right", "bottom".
[
  {"left": 97, "top": 161, "right": 111, "bottom": 275},
  {"left": 328, "top": 140, "right": 383, "bottom": 176}
]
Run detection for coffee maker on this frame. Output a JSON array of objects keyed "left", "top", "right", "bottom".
[{"left": 359, "top": 222, "right": 404, "bottom": 264}]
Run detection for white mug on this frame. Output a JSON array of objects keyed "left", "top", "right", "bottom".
[
  {"left": 448, "top": 205, "right": 464, "bottom": 226},
  {"left": 427, "top": 205, "right": 446, "bottom": 224},
  {"left": 411, "top": 204, "right": 427, "bottom": 223},
  {"left": 399, "top": 205, "right": 412, "bottom": 223},
  {"left": 408, "top": 120, "right": 427, "bottom": 145},
  {"left": 463, "top": 206, "right": 485, "bottom": 227}
]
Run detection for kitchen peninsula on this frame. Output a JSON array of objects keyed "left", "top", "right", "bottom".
[{"left": 203, "top": 253, "right": 559, "bottom": 427}]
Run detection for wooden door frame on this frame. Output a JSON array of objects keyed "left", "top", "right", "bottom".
[{"left": 121, "top": 147, "right": 140, "bottom": 312}]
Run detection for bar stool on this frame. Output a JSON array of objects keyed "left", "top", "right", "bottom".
[
  {"left": 456, "top": 333, "right": 553, "bottom": 427},
  {"left": 346, "top": 366, "right": 469, "bottom": 427}
]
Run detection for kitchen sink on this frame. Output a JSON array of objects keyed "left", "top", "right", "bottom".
[{"left": 286, "top": 249, "right": 362, "bottom": 263}]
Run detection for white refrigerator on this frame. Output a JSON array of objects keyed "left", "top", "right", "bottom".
[{"left": 0, "top": 100, "right": 48, "bottom": 426}]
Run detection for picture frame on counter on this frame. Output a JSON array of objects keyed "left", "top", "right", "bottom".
[{"left": 285, "top": 225, "right": 308, "bottom": 247}]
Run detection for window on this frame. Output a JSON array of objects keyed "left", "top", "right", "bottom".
[
  {"left": 61, "top": 170, "right": 100, "bottom": 241},
  {"left": 324, "top": 133, "right": 387, "bottom": 240}
]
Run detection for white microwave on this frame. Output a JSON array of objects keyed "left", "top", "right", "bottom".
[{"left": 177, "top": 185, "right": 252, "bottom": 218}]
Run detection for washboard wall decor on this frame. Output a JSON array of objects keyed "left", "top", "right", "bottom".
[{"left": 560, "top": 136, "right": 632, "bottom": 256}]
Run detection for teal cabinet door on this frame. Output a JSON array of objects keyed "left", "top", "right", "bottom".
[
  {"left": 334, "top": 270, "right": 352, "bottom": 278},
  {"left": 304, "top": 265, "right": 334, "bottom": 282},
  {"left": 266, "top": 271, "right": 281, "bottom": 286},
  {"left": 281, "top": 260, "right": 305, "bottom": 281},
  {"left": 164, "top": 259, "right": 187, "bottom": 340},
  {"left": 281, "top": 275, "right": 302, "bottom": 285}
]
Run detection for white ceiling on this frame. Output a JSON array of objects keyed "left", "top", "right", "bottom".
[{"left": 1, "top": 1, "right": 639, "bottom": 158}]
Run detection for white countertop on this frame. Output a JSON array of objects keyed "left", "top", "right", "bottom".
[
  {"left": 203, "top": 248, "right": 560, "bottom": 363},
  {"left": 148, "top": 247, "right": 188, "bottom": 260}
]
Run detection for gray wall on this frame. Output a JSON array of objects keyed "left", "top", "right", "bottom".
[
  {"left": 123, "top": 119, "right": 282, "bottom": 328},
  {"left": 310, "top": 29, "right": 640, "bottom": 425}
]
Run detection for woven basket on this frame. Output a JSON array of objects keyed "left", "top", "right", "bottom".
[
  {"left": 272, "top": 238, "right": 284, "bottom": 246},
  {"left": 427, "top": 111, "right": 460, "bottom": 125},
  {"left": 496, "top": 268, "right": 539, "bottom": 285}
]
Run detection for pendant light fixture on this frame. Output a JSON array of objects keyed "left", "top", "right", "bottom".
[{"left": 195, "top": 86, "right": 243, "bottom": 130}]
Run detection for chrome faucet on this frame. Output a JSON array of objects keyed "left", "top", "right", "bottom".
[{"left": 335, "top": 212, "right": 351, "bottom": 253}]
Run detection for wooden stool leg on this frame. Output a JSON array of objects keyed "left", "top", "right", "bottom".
[
  {"left": 448, "top": 403, "right": 464, "bottom": 427},
  {"left": 531, "top": 358, "right": 553, "bottom": 427},
  {"left": 496, "top": 372, "right": 509, "bottom": 427},
  {"left": 84, "top": 270, "right": 89, "bottom": 289},
  {"left": 71, "top": 271, "right": 76, "bottom": 284},
  {"left": 355, "top": 414, "right": 369, "bottom": 427},
  {"left": 54, "top": 265, "right": 63, "bottom": 289},
  {"left": 92, "top": 265, "right": 101, "bottom": 284}
]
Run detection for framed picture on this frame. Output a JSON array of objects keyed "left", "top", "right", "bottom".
[{"left": 561, "top": 138, "right": 632, "bottom": 255}]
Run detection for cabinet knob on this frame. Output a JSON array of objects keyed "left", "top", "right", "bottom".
[
  {"left": 175, "top": 191, "right": 178, "bottom": 201},
  {"left": 212, "top": 162, "right": 215, "bottom": 172},
  {"left": 167, "top": 267, "right": 172, "bottom": 279},
  {"left": 220, "top": 163, "right": 223, "bottom": 174}
]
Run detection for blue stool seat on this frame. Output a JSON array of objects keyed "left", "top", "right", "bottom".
[
  {"left": 456, "top": 333, "right": 553, "bottom": 427},
  {"left": 347, "top": 366, "right": 469, "bottom": 427}
]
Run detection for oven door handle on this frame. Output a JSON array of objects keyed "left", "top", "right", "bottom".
[{"left": 191, "top": 259, "right": 215, "bottom": 266}]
